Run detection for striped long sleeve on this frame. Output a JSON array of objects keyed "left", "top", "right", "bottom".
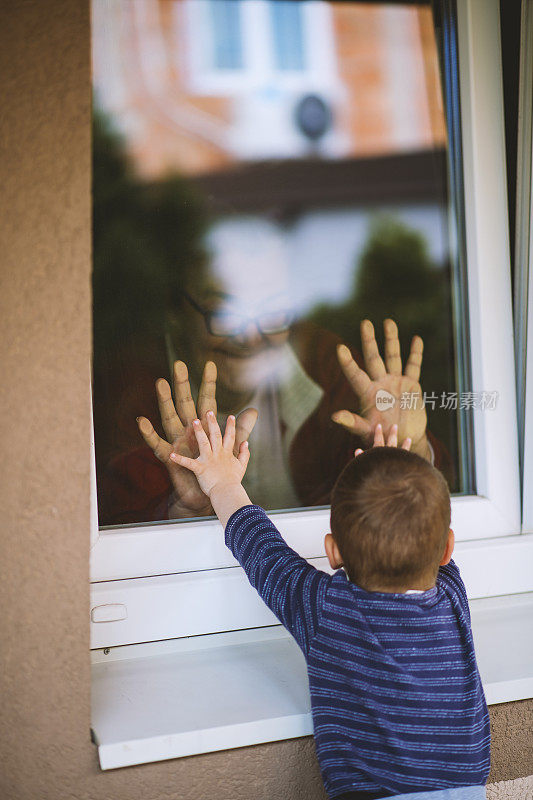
[{"left": 225, "top": 504, "right": 329, "bottom": 654}]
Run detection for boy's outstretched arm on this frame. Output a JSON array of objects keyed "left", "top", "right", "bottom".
[{"left": 170, "top": 411, "right": 329, "bottom": 654}]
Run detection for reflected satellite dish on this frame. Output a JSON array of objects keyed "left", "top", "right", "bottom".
[{"left": 294, "top": 94, "right": 332, "bottom": 142}]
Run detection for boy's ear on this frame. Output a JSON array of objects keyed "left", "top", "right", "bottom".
[
  {"left": 439, "top": 528, "right": 455, "bottom": 566},
  {"left": 325, "top": 533, "right": 344, "bottom": 570}
]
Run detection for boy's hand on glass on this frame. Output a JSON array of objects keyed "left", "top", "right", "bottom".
[
  {"left": 332, "top": 319, "right": 431, "bottom": 461},
  {"left": 354, "top": 423, "right": 411, "bottom": 457},
  {"left": 169, "top": 412, "right": 250, "bottom": 499},
  {"left": 137, "top": 360, "right": 257, "bottom": 517}
]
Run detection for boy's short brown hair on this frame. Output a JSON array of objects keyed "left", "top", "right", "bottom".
[{"left": 330, "top": 447, "right": 451, "bottom": 591}]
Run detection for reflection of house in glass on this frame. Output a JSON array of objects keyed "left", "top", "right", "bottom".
[
  {"left": 92, "top": 0, "right": 450, "bottom": 309},
  {"left": 92, "top": 0, "right": 446, "bottom": 175}
]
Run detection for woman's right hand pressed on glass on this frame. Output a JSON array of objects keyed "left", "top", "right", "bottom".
[
  {"left": 136, "top": 360, "right": 258, "bottom": 517},
  {"left": 333, "top": 319, "right": 431, "bottom": 461}
]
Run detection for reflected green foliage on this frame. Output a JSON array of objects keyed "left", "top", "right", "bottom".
[
  {"left": 92, "top": 107, "right": 207, "bottom": 359},
  {"left": 309, "top": 217, "right": 458, "bottom": 487}
]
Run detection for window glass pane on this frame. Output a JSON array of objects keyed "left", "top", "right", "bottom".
[
  {"left": 92, "top": 0, "right": 470, "bottom": 528},
  {"left": 209, "top": 0, "right": 243, "bottom": 70},
  {"left": 270, "top": 0, "right": 305, "bottom": 71}
]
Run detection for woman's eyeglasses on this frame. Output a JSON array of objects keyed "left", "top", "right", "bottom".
[{"left": 183, "top": 292, "right": 294, "bottom": 337}]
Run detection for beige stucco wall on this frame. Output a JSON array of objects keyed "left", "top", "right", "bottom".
[{"left": 0, "top": 1, "right": 531, "bottom": 798}]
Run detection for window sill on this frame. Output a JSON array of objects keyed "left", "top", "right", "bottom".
[{"left": 91, "top": 592, "right": 533, "bottom": 770}]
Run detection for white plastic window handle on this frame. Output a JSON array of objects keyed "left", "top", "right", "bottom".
[{"left": 91, "top": 603, "right": 128, "bottom": 623}]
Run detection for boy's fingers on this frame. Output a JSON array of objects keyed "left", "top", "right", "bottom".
[
  {"left": 374, "top": 423, "right": 385, "bottom": 446},
  {"left": 223, "top": 415, "right": 236, "bottom": 451},
  {"left": 205, "top": 410, "right": 223, "bottom": 452},
  {"left": 192, "top": 418, "right": 211, "bottom": 456},
  {"left": 169, "top": 451, "right": 200, "bottom": 474},
  {"left": 401, "top": 437, "right": 412, "bottom": 451},
  {"left": 237, "top": 440, "right": 250, "bottom": 470},
  {"left": 354, "top": 448, "right": 364, "bottom": 457},
  {"left": 386, "top": 423, "right": 398, "bottom": 448}
]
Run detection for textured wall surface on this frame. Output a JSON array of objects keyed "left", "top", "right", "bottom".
[
  {"left": 489, "top": 699, "right": 533, "bottom": 783},
  {"left": 487, "top": 776, "right": 533, "bottom": 800},
  {"left": 0, "top": 0, "right": 94, "bottom": 797},
  {"left": 0, "top": 1, "right": 531, "bottom": 799}
]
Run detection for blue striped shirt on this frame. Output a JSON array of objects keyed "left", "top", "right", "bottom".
[{"left": 225, "top": 505, "right": 490, "bottom": 799}]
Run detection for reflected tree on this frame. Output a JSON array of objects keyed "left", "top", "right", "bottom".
[
  {"left": 93, "top": 106, "right": 207, "bottom": 357},
  {"left": 309, "top": 217, "right": 457, "bottom": 487}
]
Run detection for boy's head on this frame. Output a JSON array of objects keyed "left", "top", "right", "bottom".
[{"left": 326, "top": 447, "right": 453, "bottom": 592}]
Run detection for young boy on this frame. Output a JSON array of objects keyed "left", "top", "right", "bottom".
[{"left": 171, "top": 415, "right": 490, "bottom": 800}]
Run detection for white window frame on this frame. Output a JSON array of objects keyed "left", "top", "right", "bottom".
[
  {"left": 515, "top": 0, "right": 533, "bottom": 533},
  {"left": 523, "top": 180, "right": 533, "bottom": 532},
  {"left": 523, "top": 276, "right": 533, "bottom": 531},
  {"left": 90, "top": 0, "right": 531, "bottom": 650}
]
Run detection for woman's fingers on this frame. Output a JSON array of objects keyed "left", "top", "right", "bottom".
[
  {"left": 223, "top": 415, "right": 236, "bottom": 451},
  {"left": 332, "top": 410, "right": 372, "bottom": 439},
  {"left": 197, "top": 361, "right": 218, "bottom": 419},
  {"left": 235, "top": 407, "right": 258, "bottom": 453},
  {"left": 173, "top": 360, "right": 198, "bottom": 425},
  {"left": 383, "top": 319, "right": 402, "bottom": 376},
  {"left": 404, "top": 335, "right": 424, "bottom": 382},
  {"left": 137, "top": 416, "right": 173, "bottom": 463},
  {"left": 337, "top": 344, "right": 372, "bottom": 401},
  {"left": 237, "top": 440, "right": 250, "bottom": 470},
  {"left": 156, "top": 378, "right": 183, "bottom": 442},
  {"left": 360, "top": 320, "right": 387, "bottom": 381},
  {"left": 401, "top": 437, "right": 412, "bottom": 451}
]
